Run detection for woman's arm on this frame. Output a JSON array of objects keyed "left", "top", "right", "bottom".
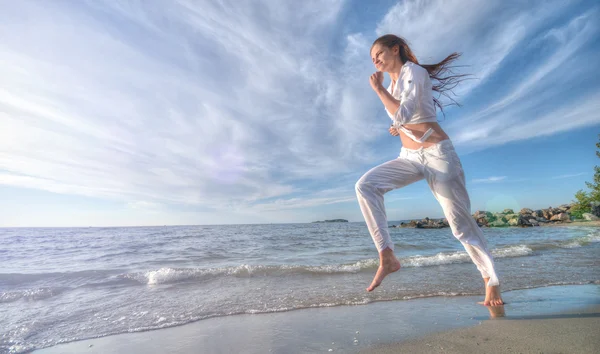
[
  {"left": 373, "top": 85, "right": 400, "bottom": 118},
  {"left": 370, "top": 66, "right": 423, "bottom": 127}
]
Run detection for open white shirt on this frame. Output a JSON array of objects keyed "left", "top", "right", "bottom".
[{"left": 384, "top": 61, "right": 438, "bottom": 143}]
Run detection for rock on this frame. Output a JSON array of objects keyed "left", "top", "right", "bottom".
[
  {"left": 536, "top": 217, "right": 549, "bottom": 223},
  {"left": 476, "top": 218, "right": 488, "bottom": 227},
  {"left": 558, "top": 204, "right": 571, "bottom": 211},
  {"left": 508, "top": 218, "right": 519, "bottom": 226},
  {"left": 542, "top": 209, "right": 552, "bottom": 220},
  {"left": 533, "top": 210, "right": 543, "bottom": 217},
  {"left": 528, "top": 218, "right": 540, "bottom": 226},
  {"left": 493, "top": 213, "right": 507, "bottom": 222},
  {"left": 489, "top": 220, "right": 508, "bottom": 227},
  {"left": 520, "top": 208, "right": 534, "bottom": 215},
  {"left": 473, "top": 210, "right": 488, "bottom": 219},
  {"left": 582, "top": 213, "right": 599, "bottom": 221},
  {"left": 502, "top": 209, "right": 514, "bottom": 214},
  {"left": 550, "top": 213, "right": 569, "bottom": 222},
  {"left": 517, "top": 215, "right": 533, "bottom": 227}
]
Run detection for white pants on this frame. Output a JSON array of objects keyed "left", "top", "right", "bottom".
[{"left": 355, "top": 140, "right": 500, "bottom": 286}]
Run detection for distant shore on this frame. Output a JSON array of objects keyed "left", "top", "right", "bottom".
[{"left": 312, "top": 219, "right": 349, "bottom": 223}]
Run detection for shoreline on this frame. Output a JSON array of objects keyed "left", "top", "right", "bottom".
[{"left": 34, "top": 284, "right": 600, "bottom": 354}]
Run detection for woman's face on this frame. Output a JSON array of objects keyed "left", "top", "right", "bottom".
[{"left": 370, "top": 43, "right": 399, "bottom": 73}]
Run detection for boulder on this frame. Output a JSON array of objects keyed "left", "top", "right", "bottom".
[
  {"left": 489, "top": 220, "right": 508, "bottom": 227},
  {"left": 550, "top": 213, "right": 569, "bottom": 222},
  {"left": 533, "top": 210, "right": 543, "bottom": 217},
  {"left": 536, "top": 217, "right": 549, "bottom": 223},
  {"left": 502, "top": 209, "right": 514, "bottom": 214},
  {"left": 520, "top": 208, "right": 534, "bottom": 215},
  {"left": 582, "top": 213, "right": 599, "bottom": 221},
  {"left": 494, "top": 213, "right": 508, "bottom": 222},
  {"left": 542, "top": 208, "right": 552, "bottom": 220},
  {"left": 517, "top": 215, "right": 533, "bottom": 227},
  {"left": 558, "top": 204, "right": 571, "bottom": 211},
  {"left": 528, "top": 218, "right": 540, "bottom": 226},
  {"left": 473, "top": 210, "right": 488, "bottom": 219},
  {"left": 508, "top": 218, "right": 519, "bottom": 226}
]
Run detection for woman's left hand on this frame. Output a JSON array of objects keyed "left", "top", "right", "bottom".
[{"left": 369, "top": 71, "right": 384, "bottom": 91}]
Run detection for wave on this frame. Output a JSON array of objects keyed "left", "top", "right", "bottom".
[
  {"left": 0, "top": 287, "right": 68, "bottom": 303},
  {"left": 529, "top": 232, "right": 600, "bottom": 251},
  {"left": 3, "top": 232, "right": 597, "bottom": 291},
  {"left": 121, "top": 244, "right": 534, "bottom": 285}
]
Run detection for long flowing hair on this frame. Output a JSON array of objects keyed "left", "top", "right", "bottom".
[{"left": 372, "top": 34, "right": 469, "bottom": 115}]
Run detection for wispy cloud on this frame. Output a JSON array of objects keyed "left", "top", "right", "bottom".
[
  {"left": 552, "top": 173, "right": 587, "bottom": 180},
  {"left": 472, "top": 176, "right": 507, "bottom": 183}
]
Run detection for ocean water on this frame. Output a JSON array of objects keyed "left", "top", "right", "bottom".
[{"left": 1, "top": 223, "right": 599, "bottom": 353}]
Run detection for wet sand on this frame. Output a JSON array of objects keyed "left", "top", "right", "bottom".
[{"left": 362, "top": 304, "right": 600, "bottom": 354}]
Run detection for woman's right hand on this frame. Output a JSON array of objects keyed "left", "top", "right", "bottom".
[{"left": 389, "top": 126, "right": 399, "bottom": 136}]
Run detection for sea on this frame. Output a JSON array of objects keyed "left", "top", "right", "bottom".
[{"left": 1, "top": 222, "right": 599, "bottom": 353}]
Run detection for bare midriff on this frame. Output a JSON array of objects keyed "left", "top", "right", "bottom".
[{"left": 398, "top": 122, "right": 449, "bottom": 149}]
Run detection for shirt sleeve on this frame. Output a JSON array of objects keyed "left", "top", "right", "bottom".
[{"left": 390, "top": 65, "right": 426, "bottom": 127}]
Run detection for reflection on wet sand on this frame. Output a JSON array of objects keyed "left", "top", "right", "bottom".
[{"left": 486, "top": 305, "right": 506, "bottom": 319}]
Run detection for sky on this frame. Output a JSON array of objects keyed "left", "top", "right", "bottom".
[{"left": 1, "top": 0, "right": 599, "bottom": 227}]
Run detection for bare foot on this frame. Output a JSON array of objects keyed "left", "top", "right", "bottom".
[
  {"left": 482, "top": 278, "right": 504, "bottom": 306},
  {"left": 366, "top": 248, "right": 401, "bottom": 292}
]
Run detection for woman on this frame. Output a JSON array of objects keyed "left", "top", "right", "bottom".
[{"left": 355, "top": 34, "right": 504, "bottom": 306}]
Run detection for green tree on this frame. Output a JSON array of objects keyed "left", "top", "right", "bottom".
[{"left": 571, "top": 135, "right": 600, "bottom": 219}]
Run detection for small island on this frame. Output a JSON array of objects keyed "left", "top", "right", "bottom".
[{"left": 312, "top": 219, "right": 348, "bottom": 223}]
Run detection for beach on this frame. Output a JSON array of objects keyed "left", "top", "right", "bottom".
[
  {"left": 34, "top": 284, "right": 600, "bottom": 354},
  {"left": 3, "top": 222, "right": 599, "bottom": 353}
]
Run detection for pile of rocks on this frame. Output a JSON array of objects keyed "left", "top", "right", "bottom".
[
  {"left": 396, "top": 217, "right": 450, "bottom": 229},
  {"left": 472, "top": 205, "right": 571, "bottom": 228},
  {"left": 393, "top": 204, "right": 579, "bottom": 228}
]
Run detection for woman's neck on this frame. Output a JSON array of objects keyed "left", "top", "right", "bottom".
[{"left": 388, "top": 61, "right": 404, "bottom": 83}]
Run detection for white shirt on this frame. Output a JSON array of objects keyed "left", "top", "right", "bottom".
[{"left": 384, "top": 61, "right": 438, "bottom": 143}]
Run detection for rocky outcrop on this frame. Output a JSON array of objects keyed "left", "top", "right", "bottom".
[
  {"left": 394, "top": 217, "right": 449, "bottom": 229},
  {"left": 393, "top": 204, "right": 579, "bottom": 228}
]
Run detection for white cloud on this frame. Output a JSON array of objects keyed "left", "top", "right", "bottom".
[
  {"left": 0, "top": 0, "right": 353, "bottom": 215},
  {"left": 0, "top": 1, "right": 598, "bottom": 225}
]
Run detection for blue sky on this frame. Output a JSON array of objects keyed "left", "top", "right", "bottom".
[{"left": 1, "top": 0, "right": 599, "bottom": 227}]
